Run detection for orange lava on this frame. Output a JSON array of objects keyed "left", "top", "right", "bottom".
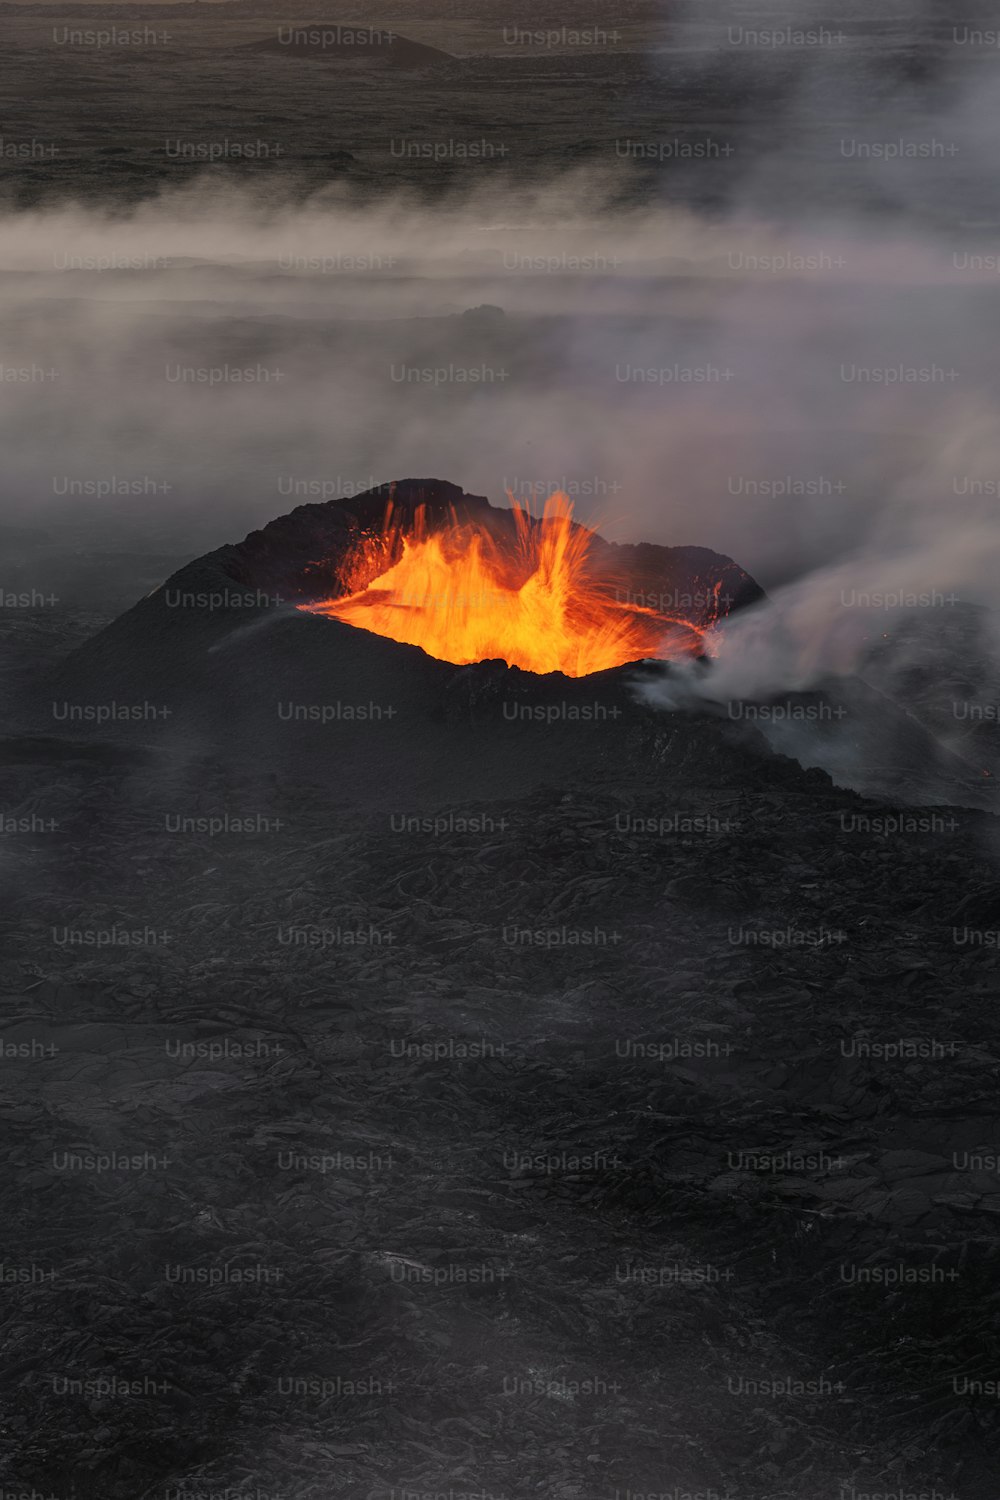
[{"left": 300, "top": 493, "right": 714, "bottom": 677}]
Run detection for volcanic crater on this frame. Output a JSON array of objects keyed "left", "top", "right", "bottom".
[
  {"left": 229, "top": 480, "right": 762, "bottom": 639},
  {"left": 45, "top": 480, "right": 999, "bottom": 811},
  {"left": 43, "top": 479, "right": 764, "bottom": 800}
]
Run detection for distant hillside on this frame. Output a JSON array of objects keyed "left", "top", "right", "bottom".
[
  {"left": 244, "top": 24, "right": 451, "bottom": 64},
  {"left": 0, "top": 0, "right": 665, "bottom": 15}
]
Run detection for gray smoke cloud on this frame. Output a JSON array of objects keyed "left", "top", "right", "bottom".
[{"left": 2, "top": 141, "right": 999, "bottom": 698}]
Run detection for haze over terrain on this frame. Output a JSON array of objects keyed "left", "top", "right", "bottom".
[
  {"left": 6, "top": 6, "right": 1000, "bottom": 1496},
  {"left": 3, "top": 1, "right": 1000, "bottom": 672}
]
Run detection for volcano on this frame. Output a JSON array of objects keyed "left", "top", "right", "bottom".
[
  {"left": 46, "top": 479, "right": 996, "bottom": 809},
  {"left": 212, "top": 479, "right": 762, "bottom": 636},
  {"left": 43, "top": 479, "right": 999, "bottom": 813},
  {"left": 45, "top": 480, "right": 763, "bottom": 801},
  {"left": 17, "top": 484, "right": 1000, "bottom": 1499}
]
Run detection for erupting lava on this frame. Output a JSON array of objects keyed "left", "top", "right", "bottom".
[{"left": 300, "top": 492, "right": 717, "bottom": 677}]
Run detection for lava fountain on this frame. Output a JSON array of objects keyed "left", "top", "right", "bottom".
[{"left": 299, "top": 492, "right": 722, "bottom": 677}]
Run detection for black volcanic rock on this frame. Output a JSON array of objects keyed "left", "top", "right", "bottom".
[
  {"left": 733, "top": 679, "right": 996, "bottom": 812},
  {"left": 15, "top": 499, "right": 1000, "bottom": 1499}
]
